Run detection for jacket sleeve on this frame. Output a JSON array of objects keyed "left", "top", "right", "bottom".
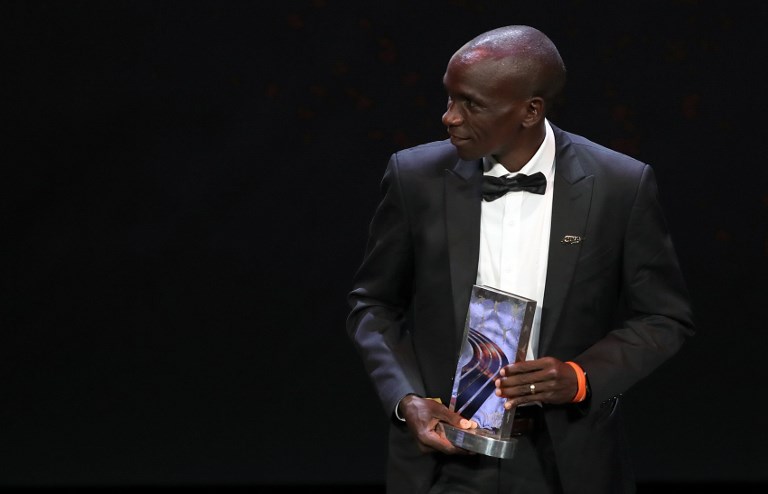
[
  {"left": 575, "top": 164, "right": 696, "bottom": 407},
  {"left": 346, "top": 155, "right": 425, "bottom": 418}
]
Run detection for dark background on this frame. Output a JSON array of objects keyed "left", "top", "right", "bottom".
[{"left": 3, "top": 0, "right": 767, "bottom": 491}]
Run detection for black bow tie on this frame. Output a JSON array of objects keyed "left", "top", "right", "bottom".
[{"left": 481, "top": 172, "right": 547, "bottom": 201}]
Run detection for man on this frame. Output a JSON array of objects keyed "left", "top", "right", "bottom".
[{"left": 346, "top": 25, "right": 694, "bottom": 494}]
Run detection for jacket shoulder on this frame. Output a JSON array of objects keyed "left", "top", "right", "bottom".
[
  {"left": 552, "top": 124, "right": 649, "bottom": 182},
  {"left": 560, "top": 126, "right": 643, "bottom": 160},
  {"left": 391, "top": 140, "right": 459, "bottom": 172}
]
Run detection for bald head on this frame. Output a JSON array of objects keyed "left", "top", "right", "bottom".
[{"left": 452, "top": 25, "right": 566, "bottom": 110}]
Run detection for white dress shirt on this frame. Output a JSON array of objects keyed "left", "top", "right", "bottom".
[{"left": 476, "top": 119, "right": 556, "bottom": 361}]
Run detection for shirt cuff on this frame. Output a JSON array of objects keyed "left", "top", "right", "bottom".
[{"left": 394, "top": 393, "right": 421, "bottom": 422}]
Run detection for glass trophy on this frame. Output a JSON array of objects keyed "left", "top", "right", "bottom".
[{"left": 440, "top": 284, "right": 536, "bottom": 459}]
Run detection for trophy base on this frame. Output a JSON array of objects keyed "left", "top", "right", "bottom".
[{"left": 440, "top": 423, "right": 518, "bottom": 459}]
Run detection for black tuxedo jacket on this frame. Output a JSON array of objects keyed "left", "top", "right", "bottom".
[{"left": 347, "top": 124, "right": 695, "bottom": 494}]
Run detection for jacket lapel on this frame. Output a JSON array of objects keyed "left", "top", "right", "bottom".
[
  {"left": 539, "top": 128, "right": 594, "bottom": 354},
  {"left": 445, "top": 159, "right": 483, "bottom": 349}
]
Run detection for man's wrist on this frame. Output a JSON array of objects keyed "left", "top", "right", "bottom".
[{"left": 394, "top": 393, "right": 421, "bottom": 422}]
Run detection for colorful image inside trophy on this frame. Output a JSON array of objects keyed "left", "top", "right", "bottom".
[{"left": 441, "top": 285, "right": 536, "bottom": 459}]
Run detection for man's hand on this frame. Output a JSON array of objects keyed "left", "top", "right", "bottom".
[
  {"left": 494, "top": 356, "right": 579, "bottom": 408},
  {"left": 398, "top": 395, "right": 478, "bottom": 454}
]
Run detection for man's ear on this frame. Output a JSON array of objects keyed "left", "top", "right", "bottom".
[{"left": 523, "top": 97, "right": 545, "bottom": 127}]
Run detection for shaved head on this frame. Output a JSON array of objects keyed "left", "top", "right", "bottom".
[{"left": 452, "top": 25, "right": 566, "bottom": 109}]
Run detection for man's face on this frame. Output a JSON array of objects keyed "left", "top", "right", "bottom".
[{"left": 441, "top": 54, "right": 530, "bottom": 163}]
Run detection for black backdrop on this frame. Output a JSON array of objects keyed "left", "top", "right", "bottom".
[{"left": 3, "top": 0, "right": 767, "bottom": 490}]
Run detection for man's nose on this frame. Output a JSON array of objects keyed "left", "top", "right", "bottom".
[{"left": 442, "top": 103, "right": 462, "bottom": 127}]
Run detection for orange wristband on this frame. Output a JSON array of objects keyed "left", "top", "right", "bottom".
[{"left": 565, "top": 361, "right": 587, "bottom": 403}]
